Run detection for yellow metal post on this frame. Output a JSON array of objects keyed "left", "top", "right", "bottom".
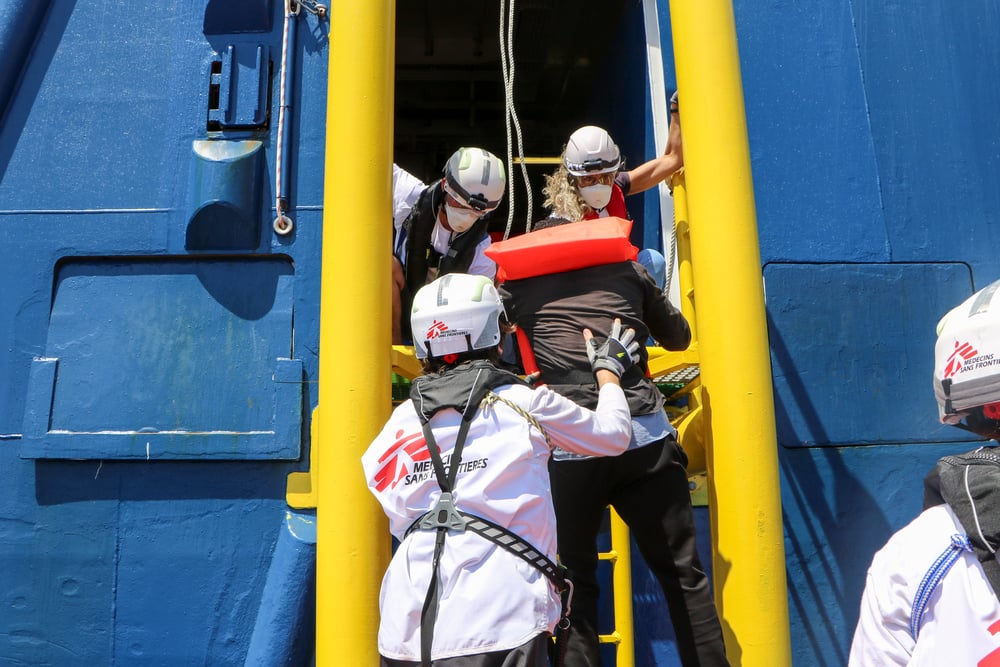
[
  {"left": 668, "top": 1, "right": 792, "bottom": 665},
  {"left": 669, "top": 174, "right": 697, "bottom": 341},
  {"left": 315, "top": 1, "right": 395, "bottom": 664}
]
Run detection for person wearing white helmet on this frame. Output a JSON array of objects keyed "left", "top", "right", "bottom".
[
  {"left": 362, "top": 272, "right": 641, "bottom": 666},
  {"left": 391, "top": 147, "right": 507, "bottom": 343},
  {"left": 542, "top": 91, "right": 682, "bottom": 223},
  {"left": 849, "top": 281, "right": 1000, "bottom": 666},
  {"left": 542, "top": 92, "right": 682, "bottom": 291}
]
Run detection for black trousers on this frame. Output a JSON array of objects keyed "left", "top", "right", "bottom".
[
  {"left": 549, "top": 437, "right": 730, "bottom": 667},
  {"left": 380, "top": 633, "right": 550, "bottom": 667}
]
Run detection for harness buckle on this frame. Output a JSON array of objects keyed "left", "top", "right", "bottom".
[{"left": 418, "top": 492, "right": 470, "bottom": 532}]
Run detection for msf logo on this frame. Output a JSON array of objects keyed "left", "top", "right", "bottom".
[
  {"left": 944, "top": 340, "right": 979, "bottom": 379},
  {"left": 426, "top": 320, "right": 448, "bottom": 340},
  {"left": 373, "top": 429, "right": 430, "bottom": 492},
  {"left": 978, "top": 618, "right": 1000, "bottom": 666}
]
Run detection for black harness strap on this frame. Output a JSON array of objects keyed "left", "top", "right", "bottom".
[
  {"left": 417, "top": 416, "right": 472, "bottom": 666},
  {"left": 407, "top": 509, "right": 569, "bottom": 594},
  {"left": 407, "top": 372, "right": 572, "bottom": 666}
]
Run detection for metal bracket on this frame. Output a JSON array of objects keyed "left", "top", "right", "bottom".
[{"left": 418, "top": 492, "right": 469, "bottom": 532}]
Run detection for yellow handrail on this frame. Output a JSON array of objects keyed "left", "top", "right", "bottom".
[
  {"left": 669, "top": 0, "right": 792, "bottom": 664},
  {"left": 670, "top": 172, "right": 698, "bottom": 340}
]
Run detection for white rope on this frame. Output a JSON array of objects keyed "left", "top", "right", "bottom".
[
  {"left": 498, "top": 0, "right": 514, "bottom": 236},
  {"left": 965, "top": 465, "right": 998, "bottom": 553},
  {"left": 498, "top": 0, "right": 531, "bottom": 239}
]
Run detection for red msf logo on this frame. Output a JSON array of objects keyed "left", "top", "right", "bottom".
[
  {"left": 978, "top": 618, "right": 1000, "bottom": 666},
  {"left": 944, "top": 340, "right": 978, "bottom": 379},
  {"left": 426, "top": 320, "right": 448, "bottom": 339},
  {"left": 373, "top": 429, "right": 430, "bottom": 492}
]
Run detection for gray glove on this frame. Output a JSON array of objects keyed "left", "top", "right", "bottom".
[{"left": 586, "top": 319, "right": 640, "bottom": 378}]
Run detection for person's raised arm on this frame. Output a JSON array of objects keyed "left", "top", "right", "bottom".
[{"left": 623, "top": 95, "right": 683, "bottom": 195}]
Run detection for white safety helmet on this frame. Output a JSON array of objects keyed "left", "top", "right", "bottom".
[
  {"left": 563, "top": 126, "right": 621, "bottom": 176},
  {"left": 410, "top": 273, "right": 505, "bottom": 360},
  {"left": 933, "top": 279, "right": 1000, "bottom": 424},
  {"left": 442, "top": 147, "right": 506, "bottom": 214}
]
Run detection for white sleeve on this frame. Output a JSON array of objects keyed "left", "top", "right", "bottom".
[
  {"left": 392, "top": 164, "right": 427, "bottom": 233},
  {"left": 529, "top": 383, "right": 631, "bottom": 457},
  {"left": 848, "top": 572, "right": 913, "bottom": 665},
  {"left": 466, "top": 234, "right": 497, "bottom": 279},
  {"left": 848, "top": 548, "right": 916, "bottom": 666}
]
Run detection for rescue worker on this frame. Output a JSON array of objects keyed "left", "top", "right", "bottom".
[
  {"left": 500, "top": 216, "right": 730, "bottom": 667},
  {"left": 850, "top": 281, "right": 1000, "bottom": 665},
  {"left": 541, "top": 92, "right": 682, "bottom": 224},
  {"left": 392, "top": 148, "right": 506, "bottom": 343},
  {"left": 362, "top": 272, "right": 642, "bottom": 666}
]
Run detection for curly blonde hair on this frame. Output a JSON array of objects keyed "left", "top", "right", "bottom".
[{"left": 542, "top": 164, "right": 595, "bottom": 221}]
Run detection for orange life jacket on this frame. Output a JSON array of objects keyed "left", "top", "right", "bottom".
[
  {"left": 486, "top": 217, "right": 639, "bottom": 376},
  {"left": 485, "top": 217, "right": 638, "bottom": 282}
]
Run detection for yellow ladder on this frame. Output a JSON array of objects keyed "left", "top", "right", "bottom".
[
  {"left": 598, "top": 168, "right": 705, "bottom": 666},
  {"left": 598, "top": 508, "right": 637, "bottom": 664}
]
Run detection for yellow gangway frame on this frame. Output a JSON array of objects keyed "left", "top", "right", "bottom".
[
  {"left": 283, "top": 1, "right": 396, "bottom": 666},
  {"left": 292, "top": 1, "right": 789, "bottom": 665},
  {"left": 669, "top": 1, "right": 792, "bottom": 665}
]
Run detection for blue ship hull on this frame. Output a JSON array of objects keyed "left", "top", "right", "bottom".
[{"left": 2, "top": 1, "right": 998, "bottom": 665}]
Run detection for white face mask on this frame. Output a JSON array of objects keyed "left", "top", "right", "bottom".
[
  {"left": 445, "top": 204, "right": 479, "bottom": 233},
  {"left": 579, "top": 184, "right": 613, "bottom": 210}
]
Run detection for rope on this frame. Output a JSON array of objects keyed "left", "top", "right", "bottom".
[
  {"left": 663, "top": 180, "right": 677, "bottom": 299},
  {"left": 498, "top": 0, "right": 532, "bottom": 239},
  {"left": 483, "top": 391, "right": 551, "bottom": 449},
  {"left": 909, "top": 533, "right": 972, "bottom": 639},
  {"left": 964, "top": 464, "right": 999, "bottom": 555}
]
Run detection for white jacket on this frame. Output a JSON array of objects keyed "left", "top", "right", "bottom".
[
  {"left": 849, "top": 504, "right": 1000, "bottom": 666},
  {"left": 361, "top": 381, "right": 631, "bottom": 661}
]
